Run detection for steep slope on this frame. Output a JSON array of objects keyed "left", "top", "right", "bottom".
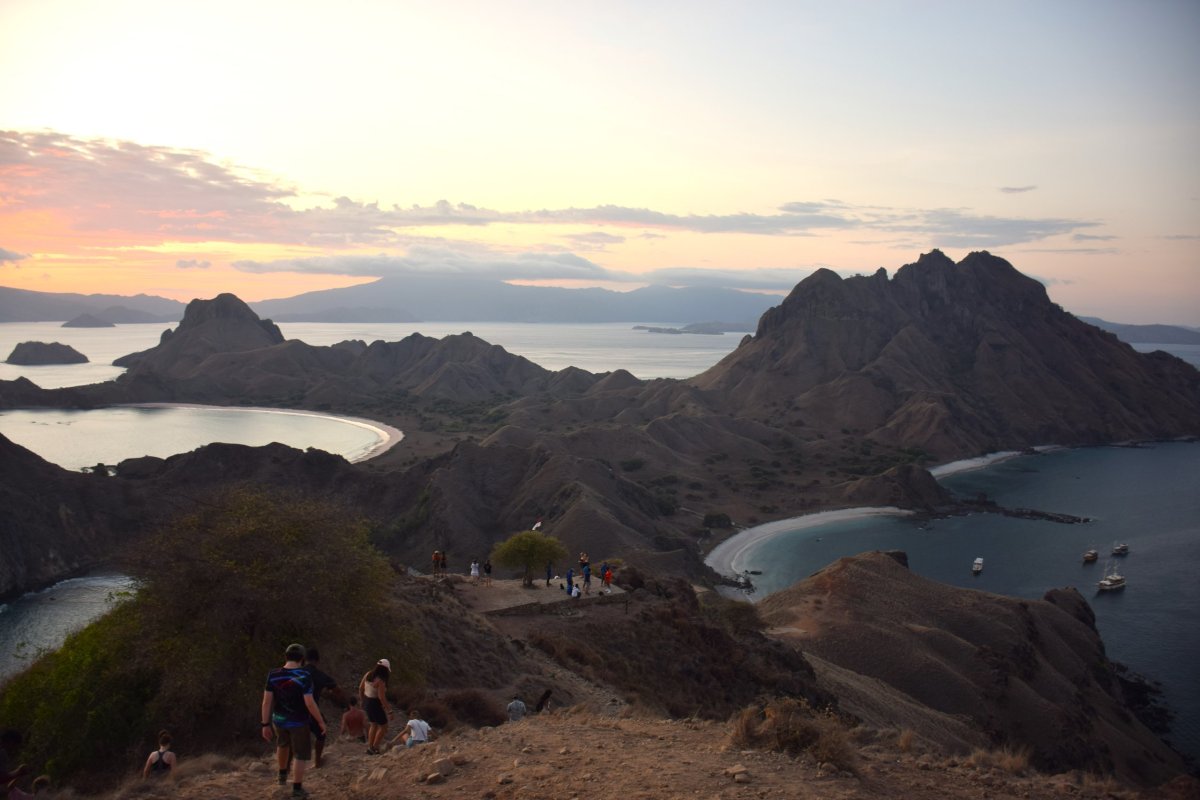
[
  {"left": 758, "top": 551, "right": 1187, "bottom": 785},
  {"left": 691, "top": 251, "right": 1200, "bottom": 460}
]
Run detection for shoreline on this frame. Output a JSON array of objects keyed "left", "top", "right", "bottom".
[
  {"left": 705, "top": 446, "right": 1064, "bottom": 580},
  {"left": 124, "top": 403, "right": 404, "bottom": 462}
]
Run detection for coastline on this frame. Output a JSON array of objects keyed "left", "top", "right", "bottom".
[
  {"left": 705, "top": 447, "right": 1064, "bottom": 581},
  {"left": 124, "top": 403, "right": 404, "bottom": 462}
]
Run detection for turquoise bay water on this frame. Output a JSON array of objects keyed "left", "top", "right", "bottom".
[{"left": 713, "top": 442, "right": 1200, "bottom": 760}]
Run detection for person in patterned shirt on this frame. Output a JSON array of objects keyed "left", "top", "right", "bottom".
[{"left": 260, "top": 643, "right": 326, "bottom": 799}]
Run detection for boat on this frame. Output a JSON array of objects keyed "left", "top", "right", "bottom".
[
  {"left": 1097, "top": 562, "right": 1126, "bottom": 591},
  {"left": 972, "top": 557, "right": 984, "bottom": 575},
  {"left": 1111, "top": 542, "right": 1129, "bottom": 556},
  {"left": 1082, "top": 549, "right": 1099, "bottom": 563}
]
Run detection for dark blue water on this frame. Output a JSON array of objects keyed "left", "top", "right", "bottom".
[{"left": 727, "top": 442, "right": 1200, "bottom": 760}]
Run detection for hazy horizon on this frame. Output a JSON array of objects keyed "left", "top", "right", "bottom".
[{"left": 2, "top": 1, "right": 1198, "bottom": 325}]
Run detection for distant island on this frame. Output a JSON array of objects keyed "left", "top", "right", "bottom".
[
  {"left": 632, "top": 321, "right": 754, "bottom": 335},
  {"left": 4, "top": 341, "right": 89, "bottom": 365},
  {"left": 62, "top": 312, "right": 115, "bottom": 328}
]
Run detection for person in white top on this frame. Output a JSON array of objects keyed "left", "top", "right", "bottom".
[
  {"left": 470, "top": 560, "right": 480, "bottom": 584},
  {"left": 400, "top": 710, "right": 432, "bottom": 748}
]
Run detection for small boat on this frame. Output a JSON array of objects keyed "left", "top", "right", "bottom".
[
  {"left": 1082, "top": 549, "right": 1099, "bottom": 563},
  {"left": 1098, "top": 562, "right": 1126, "bottom": 591},
  {"left": 972, "top": 557, "right": 984, "bottom": 575},
  {"left": 1111, "top": 542, "right": 1129, "bottom": 556}
]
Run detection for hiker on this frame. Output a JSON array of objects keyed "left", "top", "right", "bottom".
[
  {"left": 439, "top": 551, "right": 449, "bottom": 575},
  {"left": 431, "top": 550, "right": 441, "bottom": 576},
  {"left": 582, "top": 562, "right": 592, "bottom": 595},
  {"left": 578, "top": 552, "right": 589, "bottom": 572},
  {"left": 565, "top": 567, "right": 574, "bottom": 595},
  {"left": 261, "top": 642, "right": 326, "bottom": 799},
  {"left": 340, "top": 697, "right": 367, "bottom": 742},
  {"left": 302, "top": 647, "right": 344, "bottom": 768},
  {"left": 398, "top": 710, "right": 432, "bottom": 748},
  {"left": 359, "top": 658, "right": 393, "bottom": 754},
  {"left": 142, "top": 730, "right": 176, "bottom": 780},
  {"left": 470, "top": 559, "right": 480, "bottom": 584},
  {"left": 603, "top": 566, "right": 614, "bottom": 593},
  {"left": 545, "top": 561, "right": 554, "bottom": 587},
  {"left": 483, "top": 558, "right": 493, "bottom": 586},
  {"left": 506, "top": 695, "right": 527, "bottom": 722},
  {"left": 534, "top": 689, "right": 553, "bottom": 713}
]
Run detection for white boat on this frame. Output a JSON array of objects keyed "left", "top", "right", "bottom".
[
  {"left": 1082, "top": 549, "right": 1099, "bottom": 563},
  {"left": 972, "top": 557, "right": 984, "bottom": 575},
  {"left": 1111, "top": 542, "right": 1129, "bottom": 556},
  {"left": 1097, "top": 562, "right": 1126, "bottom": 591}
]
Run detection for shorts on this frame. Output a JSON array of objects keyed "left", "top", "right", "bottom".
[
  {"left": 274, "top": 724, "right": 312, "bottom": 761},
  {"left": 364, "top": 696, "right": 388, "bottom": 725}
]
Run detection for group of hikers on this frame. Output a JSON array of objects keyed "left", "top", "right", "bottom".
[
  {"left": 552, "top": 552, "right": 614, "bottom": 597},
  {"left": 260, "top": 644, "right": 437, "bottom": 798}
]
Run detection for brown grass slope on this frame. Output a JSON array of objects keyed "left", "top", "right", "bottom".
[{"left": 758, "top": 551, "right": 1187, "bottom": 785}]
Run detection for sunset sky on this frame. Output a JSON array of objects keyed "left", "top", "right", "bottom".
[{"left": 1, "top": 0, "right": 1197, "bottom": 324}]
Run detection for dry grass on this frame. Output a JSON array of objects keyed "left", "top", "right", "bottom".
[
  {"left": 896, "top": 728, "right": 916, "bottom": 753},
  {"left": 965, "top": 745, "right": 1033, "bottom": 776},
  {"left": 729, "top": 698, "right": 858, "bottom": 774}
]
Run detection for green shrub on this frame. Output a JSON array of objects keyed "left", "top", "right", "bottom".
[{"left": 0, "top": 487, "right": 423, "bottom": 786}]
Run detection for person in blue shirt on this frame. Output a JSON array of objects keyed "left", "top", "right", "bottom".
[{"left": 261, "top": 643, "right": 326, "bottom": 799}]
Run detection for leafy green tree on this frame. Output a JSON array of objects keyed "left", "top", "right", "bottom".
[
  {"left": 490, "top": 530, "right": 568, "bottom": 587},
  {"left": 0, "top": 487, "right": 423, "bottom": 785}
]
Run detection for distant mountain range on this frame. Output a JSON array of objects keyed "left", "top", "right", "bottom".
[{"left": 2, "top": 280, "right": 1199, "bottom": 345}]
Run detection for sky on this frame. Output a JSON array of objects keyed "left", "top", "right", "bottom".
[{"left": 1, "top": 0, "right": 1197, "bottom": 324}]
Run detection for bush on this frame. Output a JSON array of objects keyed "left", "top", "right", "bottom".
[
  {"left": 730, "top": 698, "right": 857, "bottom": 773},
  {"left": 0, "top": 487, "right": 423, "bottom": 786},
  {"left": 491, "top": 530, "right": 568, "bottom": 587}
]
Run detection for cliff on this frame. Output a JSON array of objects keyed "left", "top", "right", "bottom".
[{"left": 758, "top": 551, "right": 1187, "bottom": 785}]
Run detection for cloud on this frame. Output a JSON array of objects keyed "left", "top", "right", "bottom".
[
  {"left": 0, "top": 246, "right": 29, "bottom": 264},
  {"left": 1, "top": 130, "right": 1105, "bottom": 275},
  {"left": 1161, "top": 233, "right": 1200, "bottom": 240},
  {"left": 562, "top": 231, "right": 627, "bottom": 250},
  {"left": 1073, "top": 233, "right": 1117, "bottom": 241},
  {"left": 999, "top": 185, "right": 1038, "bottom": 194},
  {"left": 233, "top": 245, "right": 618, "bottom": 283},
  {"left": 175, "top": 258, "right": 211, "bottom": 269}
]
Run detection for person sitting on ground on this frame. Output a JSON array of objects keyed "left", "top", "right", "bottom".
[
  {"left": 396, "top": 710, "right": 432, "bottom": 749},
  {"left": 142, "top": 730, "right": 176, "bottom": 780},
  {"left": 340, "top": 696, "right": 367, "bottom": 742},
  {"left": 506, "top": 695, "right": 527, "bottom": 722}
]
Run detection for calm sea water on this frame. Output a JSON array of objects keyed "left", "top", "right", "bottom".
[
  {"left": 712, "top": 442, "right": 1200, "bottom": 760},
  {"left": 0, "top": 320, "right": 744, "bottom": 387},
  {"left": 0, "top": 406, "right": 394, "bottom": 472}
]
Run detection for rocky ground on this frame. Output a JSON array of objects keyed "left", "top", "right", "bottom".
[{"left": 53, "top": 710, "right": 1198, "bottom": 800}]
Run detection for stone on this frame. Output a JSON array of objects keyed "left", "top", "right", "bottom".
[
  {"left": 433, "top": 757, "right": 455, "bottom": 776},
  {"left": 426, "top": 772, "right": 446, "bottom": 784}
]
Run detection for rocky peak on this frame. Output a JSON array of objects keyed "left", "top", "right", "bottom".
[{"left": 177, "top": 293, "right": 284, "bottom": 342}]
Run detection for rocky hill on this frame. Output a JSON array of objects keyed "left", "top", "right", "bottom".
[
  {"left": 690, "top": 250, "right": 1200, "bottom": 461},
  {"left": 758, "top": 551, "right": 1187, "bottom": 786}
]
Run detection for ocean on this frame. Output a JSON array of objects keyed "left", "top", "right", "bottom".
[{"left": 707, "top": 442, "right": 1200, "bottom": 761}]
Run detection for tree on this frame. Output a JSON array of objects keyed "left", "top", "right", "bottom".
[{"left": 490, "top": 530, "right": 568, "bottom": 587}]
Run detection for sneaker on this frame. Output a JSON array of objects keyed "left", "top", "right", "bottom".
[
  {"left": 291, "top": 788, "right": 310, "bottom": 799},
  {"left": 277, "top": 772, "right": 288, "bottom": 785},
  {"left": 366, "top": 746, "right": 378, "bottom": 755}
]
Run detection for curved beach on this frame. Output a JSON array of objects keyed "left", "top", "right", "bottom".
[
  {"left": 126, "top": 403, "right": 404, "bottom": 462},
  {"left": 705, "top": 448, "right": 1061, "bottom": 579}
]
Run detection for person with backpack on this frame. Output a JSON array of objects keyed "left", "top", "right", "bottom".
[{"left": 142, "top": 730, "right": 176, "bottom": 780}]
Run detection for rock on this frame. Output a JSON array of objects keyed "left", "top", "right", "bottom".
[
  {"left": 426, "top": 771, "right": 446, "bottom": 784},
  {"left": 5, "top": 341, "right": 88, "bottom": 365},
  {"left": 723, "top": 764, "right": 748, "bottom": 777},
  {"left": 497, "top": 774, "right": 513, "bottom": 785},
  {"left": 733, "top": 772, "right": 751, "bottom": 784},
  {"left": 433, "top": 757, "right": 455, "bottom": 776}
]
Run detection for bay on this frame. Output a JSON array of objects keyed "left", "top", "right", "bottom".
[
  {"left": 0, "top": 405, "right": 399, "bottom": 472},
  {"left": 707, "top": 441, "right": 1200, "bottom": 761}
]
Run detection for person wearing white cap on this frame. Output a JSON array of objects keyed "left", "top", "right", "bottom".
[{"left": 358, "top": 658, "right": 392, "bottom": 754}]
